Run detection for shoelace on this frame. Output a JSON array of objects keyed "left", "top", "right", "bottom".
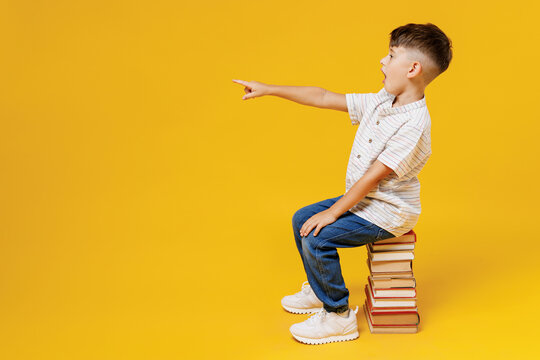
[
  {"left": 306, "top": 306, "right": 360, "bottom": 325},
  {"left": 306, "top": 308, "right": 327, "bottom": 324},
  {"left": 295, "top": 281, "right": 311, "bottom": 297}
]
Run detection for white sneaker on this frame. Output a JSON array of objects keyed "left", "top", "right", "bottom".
[
  {"left": 289, "top": 306, "right": 360, "bottom": 345},
  {"left": 281, "top": 281, "right": 324, "bottom": 314}
]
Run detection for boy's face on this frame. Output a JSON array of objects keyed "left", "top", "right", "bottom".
[{"left": 380, "top": 46, "right": 412, "bottom": 93}]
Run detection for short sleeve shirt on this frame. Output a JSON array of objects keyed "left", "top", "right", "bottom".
[{"left": 345, "top": 87, "right": 432, "bottom": 237}]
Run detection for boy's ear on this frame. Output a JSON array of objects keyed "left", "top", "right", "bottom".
[{"left": 407, "top": 61, "right": 422, "bottom": 78}]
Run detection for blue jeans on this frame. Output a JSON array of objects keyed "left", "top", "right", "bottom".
[{"left": 292, "top": 194, "right": 397, "bottom": 313}]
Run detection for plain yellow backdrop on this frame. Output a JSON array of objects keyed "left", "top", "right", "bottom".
[{"left": 1, "top": 0, "right": 539, "bottom": 359}]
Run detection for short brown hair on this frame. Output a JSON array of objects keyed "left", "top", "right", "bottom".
[{"left": 389, "top": 23, "right": 453, "bottom": 76}]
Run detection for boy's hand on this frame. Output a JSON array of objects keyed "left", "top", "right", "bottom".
[
  {"left": 300, "top": 209, "right": 339, "bottom": 237},
  {"left": 232, "top": 79, "right": 271, "bottom": 100}
]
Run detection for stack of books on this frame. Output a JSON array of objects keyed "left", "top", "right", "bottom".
[{"left": 363, "top": 229, "right": 420, "bottom": 334}]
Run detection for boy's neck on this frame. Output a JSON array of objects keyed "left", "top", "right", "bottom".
[{"left": 391, "top": 88, "right": 425, "bottom": 108}]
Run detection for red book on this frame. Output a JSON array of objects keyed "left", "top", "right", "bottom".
[{"left": 364, "top": 303, "right": 419, "bottom": 333}]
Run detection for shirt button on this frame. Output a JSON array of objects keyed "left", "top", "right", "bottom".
[
  {"left": 368, "top": 139, "right": 372, "bottom": 143},
  {"left": 357, "top": 154, "right": 361, "bottom": 158},
  {"left": 376, "top": 120, "right": 380, "bottom": 125}
]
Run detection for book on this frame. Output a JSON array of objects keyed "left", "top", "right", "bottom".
[
  {"left": 368, "top": 276, "right": 416, "bottom": 298},
  {"left": 372, "top": 229, "right": 416, "bottom": 245},
  {"left": 364, "top": 298, "right": 420, "bottom": 325},
  {"left": 371, "top": 242, "right": 415, "bottom": 251},
  {"left": 369, "top": 274, "right": 416, "bottom": 288},
  {"left": 369, "top": 268, "right": 414, "bottom": 279},
  {"left": 365, "top": 288, "right": 418, "bottom": 312},
  {"left": 367, "top": 243, "right": 414, "bottom": 261},
  {"left": 365, "top": 283, "right": 417, "bottom": 307},
  {"left": 363, "top": 303, "right": 418, "bottom": 333},
  {"left": 367, "top": 258, "right": 413, "bottom": 273}
]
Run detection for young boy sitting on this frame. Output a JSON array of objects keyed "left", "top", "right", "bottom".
[{"left": 233, "top": 22, "right": 452, "bottom": 345}]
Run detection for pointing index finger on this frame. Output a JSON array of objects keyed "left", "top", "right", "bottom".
[{"left": 232, "top": 79, "right": 248, "bottom": 86}]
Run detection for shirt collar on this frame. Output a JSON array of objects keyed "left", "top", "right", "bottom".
[{"left": 377, "top": 87, "right": 426, "bottom": 115}]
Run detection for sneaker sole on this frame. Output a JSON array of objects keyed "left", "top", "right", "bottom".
[
  {"left": 291, "top": 331, "right": 359, "bottom": 345},
  {"left": 281, "top": 303, "right": 323, "bottom": 314}
]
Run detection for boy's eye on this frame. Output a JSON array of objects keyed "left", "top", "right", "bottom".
[{"left": 389, "top": 54, "right": 393, "bottom": 58}]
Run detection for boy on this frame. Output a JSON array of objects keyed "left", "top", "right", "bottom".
[{"left": 233, "top": 23, "right": 452, "bottom": 345}]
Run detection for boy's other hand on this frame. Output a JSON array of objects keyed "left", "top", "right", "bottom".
[
  {"left": 232, "top": 79, "right": 271, "bottom": 100},
  {"left": 300, "top": 209, "right": 339, "bottom": 237}
]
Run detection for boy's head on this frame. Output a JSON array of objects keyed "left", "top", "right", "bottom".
[{"left": 380, "top": 23, "right": 453, "bottom": 94}]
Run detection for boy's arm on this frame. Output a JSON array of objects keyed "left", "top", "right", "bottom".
[
  {"left": 232, "top": 79, "right": 347, "bottom": 111},
  {"left": 268, "top": 85, "right": 328, "bottom": 108},
  {"left": 328, "top": 160, "right": 394, "bottom": 218},
  {"left": 320, "top": 90, "right": 348, "bottom": 112},
  {"left": 269, "top": 86, "right": 348, "bottom": 112}
]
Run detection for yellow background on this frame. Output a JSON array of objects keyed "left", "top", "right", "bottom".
[{"left": 1, "top": 0, "right": 539, "bottom": 358}]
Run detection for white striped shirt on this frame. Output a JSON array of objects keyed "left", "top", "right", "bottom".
[{"left": 345, "top": 87, "right": 432, "bottom": 237}]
